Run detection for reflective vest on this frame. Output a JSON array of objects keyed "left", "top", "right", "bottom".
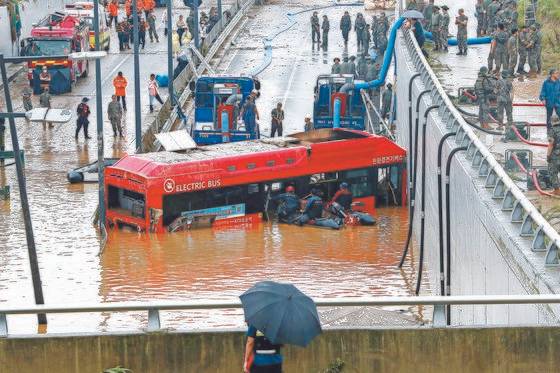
[{"left": 254, "top": 330, "right": 281, "bottom": 355}]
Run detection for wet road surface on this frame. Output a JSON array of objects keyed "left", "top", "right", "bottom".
[{"left": 0, "top": 0, "right": 425, "bottom": 334}]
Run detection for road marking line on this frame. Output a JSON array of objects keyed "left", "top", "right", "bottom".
[{"left": 281, "top": 24, "right": 310, "bottom": 108}]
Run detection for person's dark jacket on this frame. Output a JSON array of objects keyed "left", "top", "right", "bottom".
[
  {"left": 539, "top": 78, "right": 560, "bottom": 109},
  {"left": 413, "top": 21, "right": 425, "bottom": 47}
]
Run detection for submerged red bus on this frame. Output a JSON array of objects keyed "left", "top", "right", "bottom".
[{"left": 104, "top": 129, "right": 407, "bottom": 233}]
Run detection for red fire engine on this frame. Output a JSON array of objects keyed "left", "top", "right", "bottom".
[{"left": 21, "top": 13, "right": 90, "bottom": 94}]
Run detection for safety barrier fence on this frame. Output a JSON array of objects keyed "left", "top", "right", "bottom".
[
  {"left": 401, "top": 25, "right": 560, "bottom": 267},
  {"left": 140, "top": 0, "right": 254, "bottom": 152},
  {"left": 2, "top": 294, "right": 560, "bottom": 337}
]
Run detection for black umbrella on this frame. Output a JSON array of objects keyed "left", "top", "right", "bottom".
[{"left": 240, "top": 281, "right": 322, "bottom": 347}]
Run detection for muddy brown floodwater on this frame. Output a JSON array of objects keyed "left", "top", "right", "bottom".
[
  {"left": 1, "top": 204, "right": 422, "bottom": 334},
  {"left": 0, "top": 0, "right": 425, "bottom": 334}
]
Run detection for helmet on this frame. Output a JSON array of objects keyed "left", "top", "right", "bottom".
[
  {"left": 305, "top": 114, "right": 311, "bottom": 120},
  {"left": 479, "top": 66, "right": 489, "bottom": 74},
  {"left": 286, "top": 185, "right": 295, "bottom": 193},
  {"left": 340, "top": 182, "right": 349, "bottom": 189}
]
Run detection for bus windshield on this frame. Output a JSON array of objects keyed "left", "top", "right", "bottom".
[{"left": 24, "top": 39, "right": 72, "bottom": 56}]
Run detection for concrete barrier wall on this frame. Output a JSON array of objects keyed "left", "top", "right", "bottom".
[
  {"left": 393, "top": 30, "right": 560, "bottom": 325},
  {"left": 1, "top": 327, "right": 560, "bottom": 372}
]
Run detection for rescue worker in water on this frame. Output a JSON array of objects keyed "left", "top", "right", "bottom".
[
  {"left": 330, "top": 182, "right": 353, "bottom": 211},
  {"left": 271, "top": 185, "right": 299, "bottom": 223},
  {"left": 296, "top": 188, "right": 324, "bottom": 226}
]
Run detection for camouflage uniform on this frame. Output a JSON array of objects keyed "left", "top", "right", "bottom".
[
  {"left": 496, "top": 73, "right": 513, "bottom": 126},
  {"left": 107, "top": 100, "right": 123, "bottom": 137},
  {"left": 439, "top": 10, "right": 450, "bottom": 51},
  {"left": 475, "top": 2, "right": 485, "bottom": 36},
  {"left": 486, "top": 0, "right": 500, "bottom": 31},
  {"left": 527, "top": 26, "right": 539, "bottom": 75},
  {"left": 517, "top": 28, "right": 529, "bottom": 73},
  {"left": 548, "top": 119, "right": 560, "bottom": 190},
  {"left": 494, "top": 28, "right": 509, "bottom": 72},
  {"left": 507, "top": 33, "right": 518, "bottom": 73},
  {"left": 431, "top": 9, "right": 441, "bottom": 50},
  {"left": 456, "top": 14, "right": 468, "bottom": 55},
  {"left": 474, "top": 67, "right": 495, "bottom": 125}
]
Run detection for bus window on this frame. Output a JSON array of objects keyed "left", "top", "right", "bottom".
[
  {"left": 340, "top": 168, "right": 376, "bottom": 198},
  {"left": 108, "top": 186, "right": 145, "bottom": 218}
]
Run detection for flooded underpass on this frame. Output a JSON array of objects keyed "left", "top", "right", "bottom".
[{"left": 0, "top": 0, "right": 427, "bottom": 335}]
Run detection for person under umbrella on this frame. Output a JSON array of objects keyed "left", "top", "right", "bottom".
[{"left": 241, "top": 281, "right": 322, "bottom": 372}]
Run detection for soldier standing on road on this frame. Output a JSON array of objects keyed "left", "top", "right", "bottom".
[
  {"left": 75, "top": 97, "right": 91, "bottom": 140},
  {"left": 431, "top": 6, "right": 441, "bottom": 51},
  {"left": 356, "top": 53, "right": 368, "bottom": 80},
  {"left": 439, "top": 6, "right": 450, "bottom": 53},
  {"left": 348, "top": 56, "right": 357, "bottom": 78},
  {"left": 311, "top": 11, "right": 320, "bottom": 44},
  {"left": 535, "top": 23, "right": 543, "bottom": 75},
  {"left": 108, "top": 95, "right": 124, "bottom": 138},
  {"left": 486, "top": 0, "right": 500, "bottom": 32},
  {"left": 517, "top": 25, "right": 529, "bottom": 74},
  {"left": 381, "top": 83, "right": 393, "bottom": 120},
  {"left": 547, "top": 115, "right": 560, "bottom": 196},
  {"left": 147, "top": 10, "right": 159, "bottom": 43},
  {"left": 378, "top": 12, "right": 389, "bottom": 38},
  {"left": 340, "top": 56, "right": 351, "bottom": 74},
  {"left": 527, "top": 24, "right": 539, "bottom": 78},
  {"left": 270, "top": 102, "right": 285, "bottom": 138},
  {"left": 455, "top": 8, "right": 468, "bottom": 55},
  {"left": 331, "top": 57, "right": 341, "bottom": 74},
  {"left": 321, "top": 15, "right": 330, "bottom": 49},
  {"left": 422, "top": 0, "right": 434, "bottom": 32},
  {"left": 474, "top": 66, "right": 495, "bottom": 129},
  {"left": 496, "top": 70, "right": 514, "bottom": 129},
  {"left": 22, "top": 90, "right": 33, "bottom": 112},
  {"left": 493, "top": 23, "right": 509, "bottom": 73},
  {"left": 475, "top": 0, "right": 486, "bottom": 37},
  {"left": 507, "top": 29, "right": 518, "bottom": 75},
  {"left": 355, "top": 13, "right": 366, "bottom": 51},
  {"left": 340, "top": 11, "right": 351, "bottom": 45},
  {"left": 371, "top": 16, "right": 379, "bottom": 49},
  {"left": 39, "top": 87, "right": 53, "bottom": 129}
]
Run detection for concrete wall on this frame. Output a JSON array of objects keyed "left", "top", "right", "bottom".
[
  {"left": 1, "top": 327, "right": 560, "bottom": 372},
  {"left": 393, "top": 31, "right": 560, "bottom": 325},
  {"left": 0, "top": 0, "right": 74, "bottom": 57}
]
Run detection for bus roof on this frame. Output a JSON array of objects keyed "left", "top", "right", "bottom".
[{"left": 108, "top": 129, "right": 406, "bottom": 183}]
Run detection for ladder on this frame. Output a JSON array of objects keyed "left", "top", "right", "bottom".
[{"left": 525, "top": 0, "right": 538, "bottom": 26}]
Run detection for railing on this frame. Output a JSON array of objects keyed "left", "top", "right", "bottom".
[
  {"left": 400, "top": 25, "right": 560, "bottom": 267},
  {"left": 2, "top": 294, "right": 560, "bottom": 337},
  {"left": 140, "top": 0, "right": 255, "bottom": 152},
  {"left": 360, "top": 89, "right": 395, "bottom": 141}
]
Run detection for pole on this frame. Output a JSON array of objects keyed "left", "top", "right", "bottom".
[
  {"left": 167, "top": 0, "right": 174, "bottom": 107},
  {"left": 217, "top": 0, "right": 223, "bottom": 29},
  {"left": 193, "top": 0, "right": 200, "bottom": 49},
  {"left": 93, "top": 0, "right": 105, "bottom": 229},
  {"left": 0, "top": 54, "right": 46, "bottom": 325},
  {"left": 133, "top": 0, "right": 142, "bottom": 150}
]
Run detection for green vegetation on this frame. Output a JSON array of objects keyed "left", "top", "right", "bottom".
[
  {"left": 518, "top": 0, "right": 560, "bottom": 71},
  {"left": 322, "top": 358, "right": 345, "bottom": 373}
]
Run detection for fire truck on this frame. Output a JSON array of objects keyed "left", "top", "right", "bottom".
[
  {"left": 21, "top": 14, "right": 90, "bottom": 94},
  {"left": 63, "top": 2, "right": 111, "bottom": 52}
]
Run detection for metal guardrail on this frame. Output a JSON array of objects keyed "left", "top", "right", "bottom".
[
  {"left": 401, "top": 27, "right": 560, "bottom": 268},
  {"left": 2, "top": 294, "right": 560, "bottom": 337},
  {"left": 360, "top": 90, "right": 395, "bottom": 141},
  {"left": 141, "top": 0, "right": 254, "bottom": 152}
]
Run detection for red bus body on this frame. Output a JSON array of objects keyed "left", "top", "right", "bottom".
[{"left": 104, "top": 129, "right": 407, "bottom": 233}]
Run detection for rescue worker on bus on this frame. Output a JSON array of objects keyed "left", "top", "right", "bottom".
[
  {"left": 241, "top": 95, "right": 260, "bottom": 138},
  {"left": 296, "top": 188, "right": 324, "bottom": 226},
  {"left": 272, "top": 185, "right": 299, "bottom": 223},
  {"left": 330, "top": 182, "right": 353, "bottom": 211}
]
